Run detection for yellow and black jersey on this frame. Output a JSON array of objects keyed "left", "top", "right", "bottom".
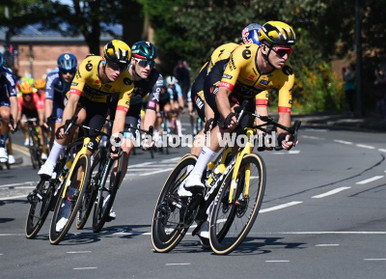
[
  {"left": 219, "top": 44, "right": 294, "bottom": 113},
  {"left": 70, "top": 55, "right": 134, "bottom": 113},
  {"left": 207, "top": 42, "right": 239, "bottom": 74}
]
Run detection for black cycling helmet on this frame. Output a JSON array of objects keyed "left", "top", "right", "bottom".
[{"left": 131, "top": 41, "right": 157, "bottom": 60}]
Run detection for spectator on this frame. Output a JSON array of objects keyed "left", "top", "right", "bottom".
[
  {"left": 342, "top": 63, "right": 356, "bottom": 117},
  {"left": 374, "top": 64, "right": 386, "bottom": 119},
  {"left": 173, "top": 60, "right": 190, "bottom": 99}
]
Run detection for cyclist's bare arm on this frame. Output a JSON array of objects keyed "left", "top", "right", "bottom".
[
  {"left": 45, "top": 99, "right": 53, "bottom": 122},
  {"left": 57, "top": 93, "right": 80, "bottom": 139}
]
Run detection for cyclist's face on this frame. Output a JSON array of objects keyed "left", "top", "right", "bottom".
[
  {"left": 105, "top": 61, "right": 126, "bottom": 82},
  {"left": 267, "top": 45, "right": 293, "bottom": 68},
  {"left": 23, "top": 94, "right": 32, "bottom": 101},
  {"left": 133, "top": 58, "right": 154, "bottom": 79},
  {"left": 60, "top": 71, "right": 75, "bottom": 83}
]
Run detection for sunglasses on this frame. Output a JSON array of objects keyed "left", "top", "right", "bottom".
[
  {"left": 134, "top": 58, "right": 155, "bottom": 68},
  {"left": 60, "top": 69, "right": 76, "bottom": 75},
  {"left": 107, "top": 60, "right": 127, "bottom": 72},
  {"left": 272, "top": 47, "right": 294, "bottom": 57}
]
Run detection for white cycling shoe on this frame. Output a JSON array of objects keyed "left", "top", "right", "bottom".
[
  {"left": 0, "top": 147, "right": 8, "bottom": 163},
  {"left": 8, "top": 155, "right": 16, "bottom": 165},
  {"left": 38, "top": 162, "right": 55, "bottom": 177},
  {"left": 177, "top": 174, "right": 205, "bottom": 197}
]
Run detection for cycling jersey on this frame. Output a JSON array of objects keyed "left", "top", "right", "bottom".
[
  {"left": 219, "top": 44, "right": 294, "bottom": 113},
  {"left": 129, "top": 68, "right": 163, "bottom": 111},
  {"left": 70, "top": 55, "right": 134, "bottom": 113},
  {"left": 167, "top": 83, "right": 183, "bottom": 102},
  {"left": 0, "top": 66, "right": 17, "bottom": 107},
  {"left": 207, "top": 42, "right": 239, "bottom": 74},
  {"left": 18, "top": 93, "right": 44, "bottom": 113}
]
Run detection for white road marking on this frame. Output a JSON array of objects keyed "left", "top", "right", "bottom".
[
  {"left": 0, "top": 233, "right": 25, "bottom": 236},
  {"left": 260, "top": 201, "right": 303, "bottom": 213},
  {"left": 301, "top": 135, "right": 324, "bottom": 140},
  {"left": 265, "top": 260, "right": 290, "bottom": 263},
  {"left": 312, "top": 187, "right": 351, "bottom": 199},
  {"left": 161, "top": 157, "right": 181, "bottom": 163},
  {"left": 356, "top": 144, "right": 375, "bottom": 149},
  {"left": 315, "top": 244, "right": 340, "bottom": 247},
  {"left": 271, "top": 231, "right": 386, "bottom": 235},
  {"left": 73, "top": 267, "right": 97, "bottom": 270},
  {"left": 165, "top": 263, "right": 192, "bottom": 266},
  {"left": 0, "top": 194, "right": 28, "bottom": 201},
  {"left": 378, "top": 149, "right": 386, "bottom": 153},
  {"left": 304, "top": 129, "right": 328, "bottom": 132},
  {"left": 66, "top": 251, "right": 92, "bottom": 254},
  {"left": 0, "top": 181, "right": 37, "bottom": 188},
  {"left": 288, "top": 150, "right": 300, "bottom": 154},
  {"left": 128, "top": 162, "right": 153, "bottom": 168},
  {"left": 272, "top": 151, "right": 300, "bottom": 155},
  {"left": 333, "top": 139, "right": 353, "bottom": 145},
  {"left": 363, "top": 258, "right": 386, "bottom": 261},
  {"left": 356, "top": 176, "right": 384, "bottom": 185},
  {"left": 0, "top": 253, "right": 4, "bottom": 256},
  {"left": 139, "top": 168, "right": 174, "bottom": 176}
]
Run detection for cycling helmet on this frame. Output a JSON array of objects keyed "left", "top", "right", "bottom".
[
  {"left": 20, "top": 81, "right": 34, "bottom": 94},
  {"left": 258, "top": 21, "right": 296, "bottom": 46},
  {"left": 57, "top": 53, "right": 77, "bottom": 72},
  {"left": 132, "top": 41, "right": 157, "bottom": 60},
  {"left": 166, "top": 76, "right": 177, "bottom": 85},
  {"left": 242, "top": 23, "right": 262, "bottom": 45},
  {"left": 34, "top": 78, "right": 46, "bottom": 89},
  {"left": 104, "top": 40, "right": 131, "bottom": 66}
]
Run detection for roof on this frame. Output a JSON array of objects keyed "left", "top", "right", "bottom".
[{"left": 0, "top": 23, "right": 123, "bottom": 45}]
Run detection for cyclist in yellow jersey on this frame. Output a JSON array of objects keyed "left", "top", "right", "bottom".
[
  {"left": 190, "top": 23, "right": 261, "bottom": 156},
  {"left": 38, "top": 40, "right": 133, "bottom": 177},
  {"left": 181, "top": 22, "right": 297, "bottom": 241}
]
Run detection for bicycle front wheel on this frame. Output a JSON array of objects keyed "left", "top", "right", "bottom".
[
  {"left": 25, "top": 178, "right": 54, "bottom": 239},
  {"left": 209, "top": 153, "right": 266, "bottom": 255},
  {"left": 151, "top": 154, "right": 197, "bottom": 253},
  {"left": 76, "top": 149, "right": 105, "bottom": 229},
  {"left": 49, "top": 154, "right": 91, "bottom": 244}
]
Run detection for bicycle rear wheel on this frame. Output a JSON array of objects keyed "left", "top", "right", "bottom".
[
  {"left": 28, "top": 130, "right": 40, "bottom": 169},
  {"left": 25, "top": 178, "right": 54, "bottom": 239},
  {"left": 151, "top": 154, "right": 196, "bottom": 252},
  {"left": 92, "top": 157, "right": 120, "bottom": 233},
  {"left": 209, "top": 153, "right": 266, "bottom": 255},
  {"left": 49, "top": 154, "right": 91, "bottom": 244},
  {"left": 76, "top": 149, "right": 105, "bottom": 229}
]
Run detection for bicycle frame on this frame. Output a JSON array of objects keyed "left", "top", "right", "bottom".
[{"left": 61, "top": 137, "right": 90, "bottom": 199}]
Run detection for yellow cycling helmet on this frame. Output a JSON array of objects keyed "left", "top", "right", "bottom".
[
  {"left": 34, "top": 78, "right": 46, "bottom": 89},
  {"left": 103, "top": 40, "right": 131, "bottom": 68},
  {"left": 20, "top": 81, "right": 34, "bottom": 94},
  {"left": 258, "top": 21, "right": 296, "bottom": 46}
]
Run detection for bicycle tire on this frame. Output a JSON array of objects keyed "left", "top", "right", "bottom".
[
  {"left": 25, "top": 178, "right": 54, "bottom": 239},
  {"left": 49, "top": 154, "right": 91, "bottom": 244},
  {"left": 209, "top": 153, "right": 266, "bottom": 255},
  {"left": 75, "top": 149, "right": 105, "bottom": 229},
  {"left": 151, "top": 154, "right": 197, "bottom": 253},
  {"left": 92, "top": 156, "right": 122, "bottom": 233},
  {"left": 28, "top": 128, "right": 42, "bottom": 169}
]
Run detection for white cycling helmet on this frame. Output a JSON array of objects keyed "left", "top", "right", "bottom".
[{"left": 166, "top": 76, "right": 177, "bottom": 85}]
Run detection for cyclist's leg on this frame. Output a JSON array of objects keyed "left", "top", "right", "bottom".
[{"left": 0, "top": 105, "right": 11, "bottom": 162}]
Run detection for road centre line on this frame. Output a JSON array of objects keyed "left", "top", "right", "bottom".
[
  {"left": 312, "top": 187, "right": 351, "bottom": 199},
  {"left": 363, "top": 258, "right": 386, "bottom": 261},
  {"left": 315, "top": 244, "right": 340, "bottom": 247},
  {"left": 378, "top": 149, "right": 386, "bottom": 153},
  {"left": 0, "top": 181, "right": 37, "bottom": 188},
  {"left": 356, "top": 176, "right": 384, "bottom": 185},
  {"left": 165, "top": 263, "right": 192, "bottom": 266},
  {"left": 260, "top": 201, "right": 303, "bottom": 213},
  {"left": 265, "top": 260, "right": 290, "bottom": 263},
  {"left": 66, "top": 251, "right": 92, "bottom": 254},
  {"left": 356, "top": 144, "right": 375, "bottom": 149},
  {"left": 0, "top": 194, "right": 28, "bottom": 201},
  {"left": 139, "top": 168, "right": 174, "bottom": 176},
  {"left": 271, "top": 231, "right": 386, "bottom": 235},
  {"left": 301, "top": 135, "right": 324, "bottom": 140},
  {"left": 333, "top": 139, "right": 353, "bottom": 145},
  {"left": 73, "top": 267, "right": 97, "bottom": 270}
]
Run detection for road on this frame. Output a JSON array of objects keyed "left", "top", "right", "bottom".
[{"left": 1, "top": 125, "right": 386, "bottom": 279}]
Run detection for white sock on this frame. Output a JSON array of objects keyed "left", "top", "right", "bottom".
[
  {"left": 176, "top": 119, "right": 182, "bottom": 135},
  {"left": 189, "top": 146, "right": 217, "bottom": 179},
  {"left": 46, "top": 141, "right": 65, "bottom": 166}
]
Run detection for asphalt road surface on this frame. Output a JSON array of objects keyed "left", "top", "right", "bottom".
[{"left": 1, "top": 125, "right": 386, "bottom": 279}]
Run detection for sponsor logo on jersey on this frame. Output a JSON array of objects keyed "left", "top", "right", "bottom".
[
  {"left": 242, "top": 48, "right": 252, "bottom": 59},
  {"left": 229, "top": 58, "right": 237, "bottom": 71},
  {"left": 248, "top": 74, "right": 255, "bottom": 80},
  {"left": 123, "top": 78, "right": 132, "bottom": 86},
  {"left": 222, "top": 74, "right": 232, "bottom": 80},
  {"left": 104, "top": 84, "right": 112, "bottom": 88},
  {"left": 71, "top": 82, "right": 78, "bottom": 86},
  {"left": 196, "top": 96, "right": 204, "bottom": 109},
  {"left": 85, "top": 61, "right": 93, "bottom": 71},
  {"left": 259, "top": 79, "right": 269, "bottom": 85}
]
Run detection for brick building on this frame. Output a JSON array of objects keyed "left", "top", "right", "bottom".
[{"left": 0, "top": 25, "right": 118, "bottom": 79}]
